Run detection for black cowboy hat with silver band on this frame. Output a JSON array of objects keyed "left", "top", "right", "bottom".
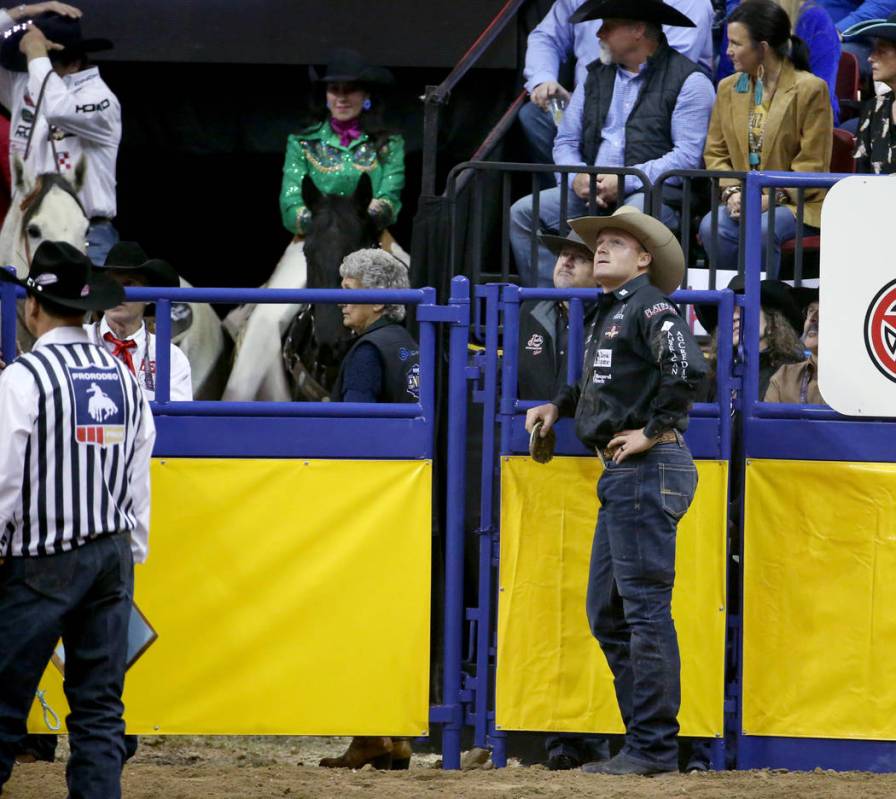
[
  {"left": 694, "top": 274, "right": 803, "bottom": 335},
  {"left": 309, "top": 48, "right": 394, "bottom": 85},
  {"left": 1, "top": 12, "right": 112, "bottom": 73},
  {"left": 0, "top": 240, "right": 123, "bottom": 311},
  {"left": 570, "top": 0, "right": 696, "bottom": 27},
  {"left": 95, "top": 242, "right": 180, "bottom": 289},
  {"left": 842, "top": 12, "right": 896, "bottom": 43}
]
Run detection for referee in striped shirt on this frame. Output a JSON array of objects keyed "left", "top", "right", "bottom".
[{"left": 0, "top": 241, "right": 155, "bottom": 799}]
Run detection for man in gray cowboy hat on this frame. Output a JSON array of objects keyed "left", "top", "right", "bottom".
[
  {"left": 510, "top": 0, "right": 715, "bottom": 288},
  {"left": 0, "top": 240, "right": 155, "bottom": 798},
  {"left": 526, "top": 207, "right": 707, "bottom": 775},
  {"left": 0, "top": 2, "right": 120, "bottom": 264}
]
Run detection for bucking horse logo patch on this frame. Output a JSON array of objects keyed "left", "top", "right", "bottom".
[{"left": 66, "top": 366, "right": 126, "bottom": 446}]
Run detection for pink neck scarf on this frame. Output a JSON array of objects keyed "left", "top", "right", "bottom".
[{"left": 330, "top": 117, "right": 362, "bottom": 147}]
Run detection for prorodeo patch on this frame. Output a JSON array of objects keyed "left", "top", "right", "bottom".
[
  {"left": 66, "top": 365, "right": 126, "bottom": 446},
  {"left": 864, "top": 279, "right": 896, "bottom": 383}
]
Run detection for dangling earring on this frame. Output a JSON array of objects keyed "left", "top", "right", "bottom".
[
  {"left": 755, "top": 63, "right": 765, "bottom": 106},
  {"left": 362, "top": 98, "right": 372, "bottom": 111}
]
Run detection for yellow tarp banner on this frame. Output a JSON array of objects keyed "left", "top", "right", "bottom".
[
  {"left": 743, "top": 458, "right": 896, "bottom": 740},
  {"left": 28, "top": 457, "right": 432, "bottom": 736},
  {"left": 496, "top": 456, "right": 727, "bottom": 736}
]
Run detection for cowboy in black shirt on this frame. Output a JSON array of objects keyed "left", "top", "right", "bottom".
[{"left": 526, "top": 206, "right": 706, "bottom": 776}]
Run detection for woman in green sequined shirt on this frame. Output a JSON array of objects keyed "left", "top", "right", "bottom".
[{"left": 279, "top": 51, "right": 405, "bottom": 236}]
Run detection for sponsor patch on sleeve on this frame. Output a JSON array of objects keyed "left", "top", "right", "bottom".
[{"left": 644, "top": 301, "right": 674, "bottom": 319}]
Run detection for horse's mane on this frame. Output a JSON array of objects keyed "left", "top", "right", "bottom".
[{"left": 20, "top": 173, "right": 86, "bottom": 227}]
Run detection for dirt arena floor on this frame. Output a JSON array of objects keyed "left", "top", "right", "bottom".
[{"left": 6, "top": 736, "right": 896, "bottom": 798}]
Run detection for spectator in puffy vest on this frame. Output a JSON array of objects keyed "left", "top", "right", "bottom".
[
  {"left": 510, "top": 0, "right": 715, "bottom": 288},
  {"left": 330, "top": 248, "right": 419, "bottom": 405},
  {"left": 519, "top": 0, "right": 714, "bottom": 176},
  {"left": 700, "top": 0, "right": 833, "bottom": 277}
]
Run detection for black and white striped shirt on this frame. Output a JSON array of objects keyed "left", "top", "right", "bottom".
[{"left": 0, "top": 327, "right": 156, "bottom": 561}]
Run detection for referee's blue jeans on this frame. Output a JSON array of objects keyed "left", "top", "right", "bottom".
[
  {"left": 0, "top": 532, "right": 133, "bottom": 799},
  {"left": 586, "top": 441, "right": 697, "bottom": 769}
]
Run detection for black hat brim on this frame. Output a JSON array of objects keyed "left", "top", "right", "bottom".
[
  {"left": 694, "top": 276, "right": 803, "bottom": 335},
  {"left": 0, "top": 33, "right": 113, "bottom": 73},
  {"left": 95, "top": 258, "right": 180, "bottom": 289},
  {"left": 570, "top": 0, "right": 696, "bottom": 27},
  {"left": 309, "top": 65, "right": 395, "bottom": 85},
  {"left": 0, "top": 267, "right": 124, "bottom": 311},
  {"left": 842, "top": 19, "right": 896, "bottom": 43}
]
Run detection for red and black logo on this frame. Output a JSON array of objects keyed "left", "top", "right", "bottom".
[{"left": 864, "top": 279, "right": 896, "bottom": 383}]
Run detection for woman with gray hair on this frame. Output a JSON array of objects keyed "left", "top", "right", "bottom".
[{"left": 329, "top": 248, "right": 420, "bottom": 405}]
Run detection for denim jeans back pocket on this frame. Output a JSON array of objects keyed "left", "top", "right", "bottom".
[
  {"left": 659, "top": 464, "right": 698, "bottom": 520},
  {"left": 24, "top": 552, "right": 78, "bottom": 599}
]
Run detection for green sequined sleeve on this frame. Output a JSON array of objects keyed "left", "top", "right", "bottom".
[
  {"left": 374, "top": 134, "right": 405, "bottom": 225},
  {"left": 279, "top": 135, "right": 310, "bottom": 235}
]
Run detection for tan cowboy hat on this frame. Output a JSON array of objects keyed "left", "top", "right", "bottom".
[{"left": 568, "top": 207, "right": 684, "bottom": 295}]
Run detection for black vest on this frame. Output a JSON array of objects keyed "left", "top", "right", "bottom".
[
  {"left": 581, "top": 37, "right": 700, "bottom": 168},
  {"left": 333, "top": 318, "right": 420, "bottom": 403}
]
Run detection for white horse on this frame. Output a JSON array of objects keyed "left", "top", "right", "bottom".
[
  {"left": 0, "top": 156, "right": 228, "bottom": 398},
  {"left": 0, "top": 156, "right": 91, "bottom": 352},
  {"left": 222, "top": 174, "right": 409, "bottom": 401}
]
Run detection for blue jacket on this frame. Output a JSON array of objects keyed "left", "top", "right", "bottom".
[{"left": 817, "top": 0, "right": 896, "bottom": 30}]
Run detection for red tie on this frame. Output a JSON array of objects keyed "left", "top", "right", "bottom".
[{"left": 103, "top": 332, "right": 137, "bottom": 375}]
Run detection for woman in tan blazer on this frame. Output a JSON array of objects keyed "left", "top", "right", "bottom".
[{"left": 699, "top": 0, "right": 833, "bottom": 277}]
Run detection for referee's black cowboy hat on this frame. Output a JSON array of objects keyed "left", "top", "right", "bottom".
[
  {"left": 95, "top": 242, "right": 180, "bottom": 289},
  {"left": 309, "top": 48, "right": 394, "bottom": 86},
  {"left": 0, "top": 241, "right": 124, "bottom": 311},
  {"left": 1, "top": 12, "right": 113, "bottom": 73},
  {"left": 569, "top": 0, "right": 696, "bottom": 27},
  {"left": 695, "top": 274, "right": 803, "bottom": 335}
]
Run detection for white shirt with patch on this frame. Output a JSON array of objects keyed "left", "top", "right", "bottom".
[{"left": 0, "top": 11, "right": 121, "bottom": 218}]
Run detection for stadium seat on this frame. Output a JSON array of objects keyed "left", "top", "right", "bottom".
[{"left": 836, "top": 51, "right": 861, "bottom": 123}]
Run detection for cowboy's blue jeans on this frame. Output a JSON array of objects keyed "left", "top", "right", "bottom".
[
  {"left": 86, "top": 220, "right": 120, "bottom": 266},
  {"left": 586, "top": 440, "right": 698, "bottom": 769},
  {"left": 699, "top": 204, "right": 819, "bottom": 279},
  {"left": 0, "top": 533, "right": 133, "bottom": 799}
]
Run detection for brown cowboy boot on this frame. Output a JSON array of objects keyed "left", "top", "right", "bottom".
[{"left": 319, "top": 736, "right": 394, "bottom": 769}]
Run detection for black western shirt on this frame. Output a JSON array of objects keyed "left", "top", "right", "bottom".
[
  {"left": 552, "top": 274, "right": 707, "bottom": 450},
  {"left": 517, "top": 300, "right": 598, "bottom": 401}
]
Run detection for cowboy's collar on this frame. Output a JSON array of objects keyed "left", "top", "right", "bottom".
[
  {"left": 609, "top": 273, "right": 651, "bottom": 300},
  {"left": 629, "top": 35, "right": 670, "bottom": 78}
]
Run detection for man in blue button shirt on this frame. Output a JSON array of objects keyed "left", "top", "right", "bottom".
[
  {"left": 820, "top": 0, "right": 896, "bottom": 76},
  {"left": 521, "top": 0, "right": 715, "bottom": 169},
  {"left": 511, "top": 0, "right": 716, "bottom": 287}
]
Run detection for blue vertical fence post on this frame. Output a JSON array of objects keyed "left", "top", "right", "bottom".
[
  {"left": 1, "top": 271, "right": 17, "bottom": 363},
  {"left": 419, "top": 287, "right": 438, "bottom": 428},
  {"left": 443, "top": 275, "right": 471, "bottom": 770},
  {"left": 566, "top": 297, "right": 584, "bottom": 386},
  {"left": 499, "top": 285, "right": 521, "bottom": 454},
  {"left": 153, "top": 296, "right": 172, "bottom": 404},
  {"left": 474, "top": 285, "right": 500, "bottom": 750}
]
